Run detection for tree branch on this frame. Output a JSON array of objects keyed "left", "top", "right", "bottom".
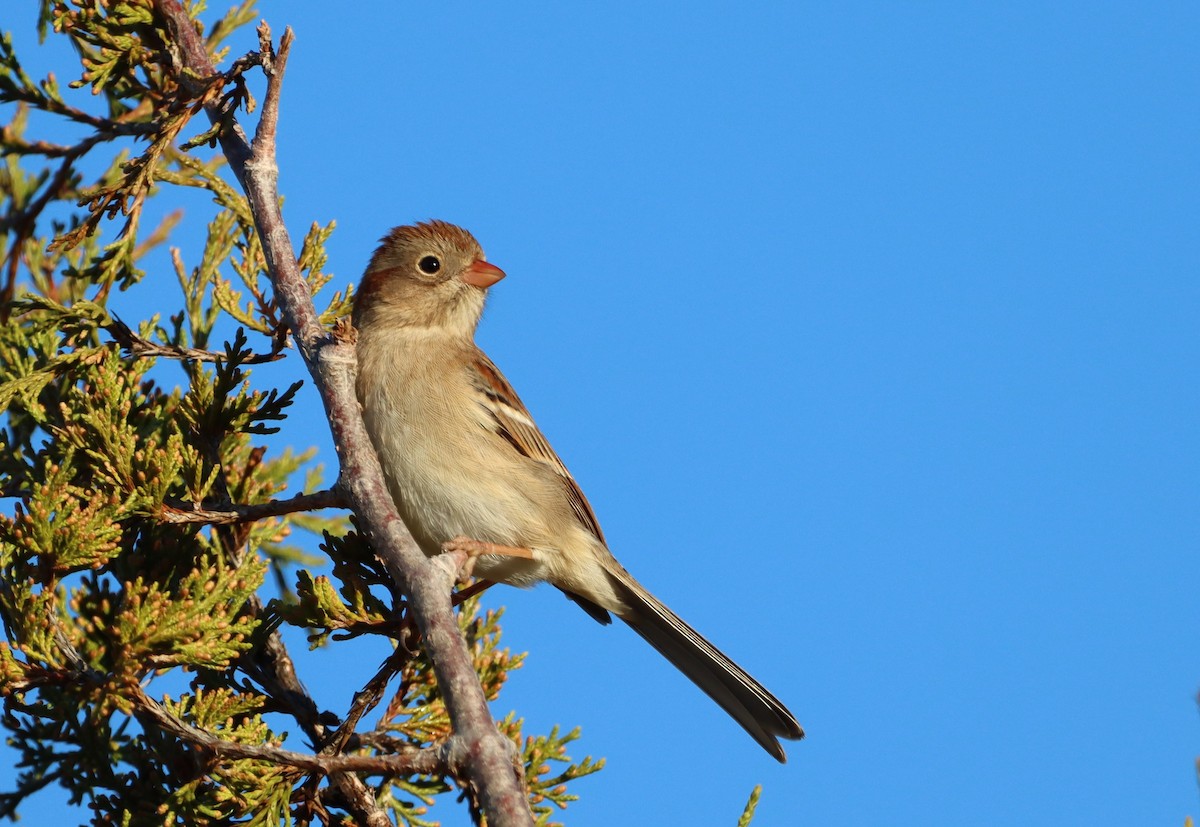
[
  {"left": 160, "top": 487, "right": 345, "bottom": 525},
  {"left": 129, "top": 682, "right": 451, "bottom": 777},
  {"left": 150, "top": 4, "right": 534, "bottom": 825},
  {"left": 106, "top": 317, "right": 287, "bottom": 364}
]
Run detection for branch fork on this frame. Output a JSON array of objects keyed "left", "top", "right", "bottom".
[{"left": 148, "top": 4, "right": 536, "bottom": 824}]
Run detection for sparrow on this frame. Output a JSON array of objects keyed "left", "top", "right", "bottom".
[{"left": 353, "top": 220, "right": 803, "bottom": 761}]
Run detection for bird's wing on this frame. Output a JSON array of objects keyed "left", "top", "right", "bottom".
[{"left": 467, "top": 349, "right": 607, "bottom": 545}]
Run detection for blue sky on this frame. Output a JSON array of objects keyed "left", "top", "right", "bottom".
[{"left": 3, "top": 2, "right": 1198, "bottom": 824}]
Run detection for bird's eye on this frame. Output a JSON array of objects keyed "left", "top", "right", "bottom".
[{"left": 417, "top": 255, "right": 441, "bottom": 275}]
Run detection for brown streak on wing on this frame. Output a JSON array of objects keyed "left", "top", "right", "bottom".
[{"left": 469, "top": 352, "right": 607, "bottom": 544}]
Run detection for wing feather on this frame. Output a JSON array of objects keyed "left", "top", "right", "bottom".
[{"left": 467, "top": 351, "right": 607, "bottom": 544}]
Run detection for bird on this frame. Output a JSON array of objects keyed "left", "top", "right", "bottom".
[{"left": 352, "top": 220, "right": 803, "bottom": 761}]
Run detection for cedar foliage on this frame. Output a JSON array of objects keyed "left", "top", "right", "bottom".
[{"left": 0, "top": 3, "right": 600, "bottom": 824}]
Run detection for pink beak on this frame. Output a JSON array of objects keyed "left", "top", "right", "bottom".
[{"left": 461, "top": 259, "right": 506, "bottom": 288}]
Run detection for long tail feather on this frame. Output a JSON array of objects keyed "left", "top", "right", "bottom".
[{"left": 607, "top": 572, "right": 804, "bottom": 762}]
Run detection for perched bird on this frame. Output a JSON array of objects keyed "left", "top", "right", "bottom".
[{"left": 353, "top": 220, "right": 803, "bottom": 761}]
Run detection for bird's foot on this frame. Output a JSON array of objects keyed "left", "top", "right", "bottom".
[
  {"left": 440, "top": 535, "right": 534, "bottom": 581},
  {"left": 451, "top": 578, "right": 495, "bottom": 607}
]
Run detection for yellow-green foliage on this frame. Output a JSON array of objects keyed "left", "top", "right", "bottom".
[{"left": 0, "top": 2, "right": 601, "bottom": 825}]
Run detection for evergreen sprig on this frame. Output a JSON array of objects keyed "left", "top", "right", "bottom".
[{"left": 0, "top": 2, "right": 602, "bottom": 824}]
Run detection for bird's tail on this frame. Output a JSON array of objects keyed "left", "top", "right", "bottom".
[{"left": 607, "top": 570, "right": 804, "bottom": 762}]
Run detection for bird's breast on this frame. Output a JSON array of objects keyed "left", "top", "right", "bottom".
[{"left": 356, "top": 331, "right": 545, "bottom": 555}]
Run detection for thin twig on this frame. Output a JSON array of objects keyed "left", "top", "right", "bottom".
[
  {"left": 0, "top": 768, "right": 65, "bottom": 819},
  {"left": 0, "top": 132, "right": 104, "bottom": 315},
  {"left": 251, "top": 21, "right": 288, "bottom": 167},
  {"left": 129, "top": 682, "right": 451, "bottom": 777},
  {"left": 159, "top": 487, "right": 347, "bottom": 525},
  {"left": 322, "top": 648, "right": 411, "bottom": 758},
  {"left": 1, "top": 87, "right": 158, "bottom": 137},
  {"left": 106, "top": 317, "right": 287, "bottom": 364}
]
